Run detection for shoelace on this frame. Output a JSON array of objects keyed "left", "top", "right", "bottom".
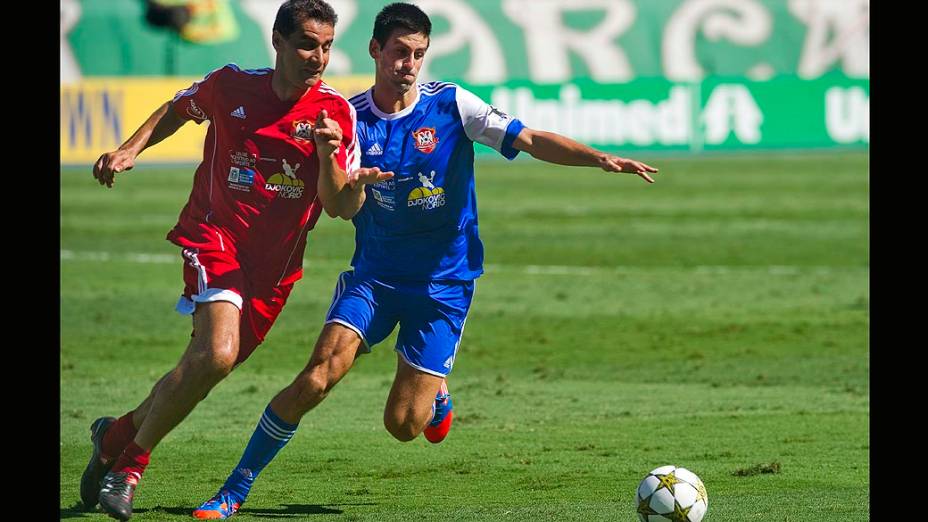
[
  {"left": 205, "top": 491, "right": 238, "bottom": 512},
  {"left": 430, "top": 393, "right": 452, "bottom": 426},
  {"left": 101, "top": 473, "right": 138, "bottom": 499}
]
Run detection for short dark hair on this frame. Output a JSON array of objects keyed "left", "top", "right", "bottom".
[
  {"left": 372, "top": 3, "right": 431, "bottom": 47},
  {"left": 273, "top": 0, "right": 338, "bottom": 37}
]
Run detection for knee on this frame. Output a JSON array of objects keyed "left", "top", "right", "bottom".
[
  {"left": 292, "top": 367, "right": 334, "bottom": 410},
  {"left": 383, "top": 411, "right": 424, "bottom": 442},
  {"left": 184, "top": 343, "right": 237, "bottom": 383}
]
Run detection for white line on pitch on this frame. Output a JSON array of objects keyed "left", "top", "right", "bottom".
[{"left": 61, "top": 250, "right": 860, "bottom": 276}]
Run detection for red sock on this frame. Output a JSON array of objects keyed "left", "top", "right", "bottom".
[
  {"left": 101, "top": 412, "right": 139, "bottom": 462},
  {"left": 111, "top": 442, "right": 151, "bottom": 477}
]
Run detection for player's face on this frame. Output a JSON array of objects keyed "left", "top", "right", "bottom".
[
  {"left": 273, "top": 19, "right": 334, "bottom": 89},
  {"left": 370, "top": 30, "right": 429, "bottom": 94}
]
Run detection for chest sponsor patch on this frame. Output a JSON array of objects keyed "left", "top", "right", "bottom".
[
  {"left": 407, "top": 170, "right": 446, "bottom": 210},
  {"left": 264, "top": 159, "right": 305, "bottom": 199},
  {"left": 228, "top": 166, "right": 255, "bottom": 192},
  {"left": 230, "top": 151, "right": 256, "bottom": 168}
]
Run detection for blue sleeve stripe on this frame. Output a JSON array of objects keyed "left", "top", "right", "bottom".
[
  {"left": 500, "top": 119, "right": 525, "bottom": 160},
  {"left": 348, "top": 91, "right": 367, "bottom": 104}
]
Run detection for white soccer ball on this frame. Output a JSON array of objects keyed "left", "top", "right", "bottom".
[{"left": 635, "top": 465, "right": 708, "bottom": 522}]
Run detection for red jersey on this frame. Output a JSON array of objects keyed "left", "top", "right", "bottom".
[{"left": 167, "top": 64, "right": 358, "bottom": 288}]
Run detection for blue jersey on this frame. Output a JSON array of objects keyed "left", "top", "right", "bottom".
[{"left": 348, "top": 82, "right": 525, "bottom": 281}]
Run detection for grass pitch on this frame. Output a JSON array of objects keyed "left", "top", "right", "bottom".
[{"left": 61, "top": 152, "right": 869, "bottom": 521}]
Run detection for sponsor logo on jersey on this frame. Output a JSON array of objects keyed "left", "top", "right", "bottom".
[
  {"left": 230, "top": 106, "right": 246, "bottom": 119},
  {"left": 366, "top": 143, "right": 384, "bottom": 156},
  {"left": 264, "top": 158, "right": 305, "bottom": 199},
  {"left": 407, "top": 170, "right": 445, "bottom": 210},
  {"left": 186, "top": 99, "right": 206, "bottom": 120},
  {"left": 370, "top": 178, "right": 396, "bottom": 211},
  {"left": 374, "top": 179, "right": 396, "bottom": 190},
  {"left": 412, "top": 127, "right": 439, "bottom": 154},
  {"left": 228, "top": 166, "right": 255, "bottom": 192},
  {"left": 292, "top": 120, "right": 315, "bottom": 142},
  {"left": 230, "top": 151, "right": 256, "bottom": 168}
]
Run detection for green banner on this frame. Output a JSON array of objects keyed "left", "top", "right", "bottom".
[
  {"left": 61, "top": 0, "right": 869, "bottom": 155},
  {"left": 463, "top": 74, "right": 868, "bottom": 153}
]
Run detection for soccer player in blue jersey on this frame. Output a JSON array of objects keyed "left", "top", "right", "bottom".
[{"left": 193, "top": 3, "right": 657, "bottom": 518}]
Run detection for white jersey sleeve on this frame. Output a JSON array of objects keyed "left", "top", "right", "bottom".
[
  {"left": 455, "top": 86, "right": 524, "bottom": 157},
  {"left": 345, "top": 100, "right": 361, "bottom": 174}
]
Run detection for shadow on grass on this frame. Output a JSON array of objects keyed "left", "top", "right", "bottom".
[
  {"left": 62, "top": 501, "right": 374, "bottom": 518},
  {"left": 137, "top": 502, "right": 375, "bottom": 517},
  {"left": 238, "top": 504, "right": 351, "bottom": 517},
  {"left": 60, "top": 501, "right": 93, "bottom": 519}
]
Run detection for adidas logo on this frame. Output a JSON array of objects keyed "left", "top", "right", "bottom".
[
  {"left": 231, "top": 106, "right": 246, "bottom": 119},
  {"left": 366, "top": 143, "right": 383, "bottom": 156}
]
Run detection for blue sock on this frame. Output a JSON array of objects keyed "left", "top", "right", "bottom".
[{"left": 221, "top": 405, "right": 298, "bottom": 504}]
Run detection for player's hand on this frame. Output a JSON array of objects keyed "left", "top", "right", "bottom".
[
  {"left": 313, "top": 109, "right": 342, "bottom": 158},
  {"left": 599, "top": 155, "right": 658, "bottom": 183},
  {"left": 347, "top": 167, "right": 394, "bottom": 189},
  {"left": 92, "top": 149, "right": 136, "bottom": 188}
]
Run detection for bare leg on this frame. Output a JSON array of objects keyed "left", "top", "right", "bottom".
[
  {"left": 126, "top": 371, "right": 170, "bottom": 429},
  {"left": 269, "top": 323, "right": 363, "bottom": 425},
  {"left": 383, "top": 353, "right": 444, "bottom": 442},
  {"left": 132, "top": 301, "right": 241, "bottom": 451}
]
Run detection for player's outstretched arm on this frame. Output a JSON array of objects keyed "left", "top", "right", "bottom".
[
  {"left": 321, "top": 167, "right": 394, "bottom": 220},
  {"left": 92, "top": 101, "right": 188, "bottom": 188},
  {"left": 511, "top": 127, "right": 658, "bottom": 183},
  {"left": 336, "top": 167, "right": 394, "bottom": 219},
  {"left": 313, "top": 110, "right": 393, "bottom": 219}
]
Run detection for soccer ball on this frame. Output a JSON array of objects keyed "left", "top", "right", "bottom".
[{"left": 635, "top": 465, "right": 708, "bottom": 521}]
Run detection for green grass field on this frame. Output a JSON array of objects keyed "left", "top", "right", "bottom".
[{"left": 60, "top": 152, "right": 869, "bottom": 521}]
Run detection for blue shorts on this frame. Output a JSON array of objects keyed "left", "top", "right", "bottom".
[{"left": 325, "top": 271, "right": 475, "bottom": 377}]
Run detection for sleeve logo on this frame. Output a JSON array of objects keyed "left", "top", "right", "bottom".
[{"left": 187, "top": 99, "right": 207, "bottom": 121}]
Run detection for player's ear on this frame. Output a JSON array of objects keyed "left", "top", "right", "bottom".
[
  {"left": 272, "top": 30, "right": 284, "bottom": 52},
  {"left": 368, "top": 38, "right": 380, "bottom": 59}
]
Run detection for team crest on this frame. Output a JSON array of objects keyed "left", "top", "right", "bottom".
[
  {"left": 292, "top": 120, "right": 314, "bottom": 142},
  {"left": 412, "top": 127, "right": 439, "bottom": 154}
]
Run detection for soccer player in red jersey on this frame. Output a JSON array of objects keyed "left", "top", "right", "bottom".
[{"left": 81, "top": 1, "right": 388, "bottom": 520}]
